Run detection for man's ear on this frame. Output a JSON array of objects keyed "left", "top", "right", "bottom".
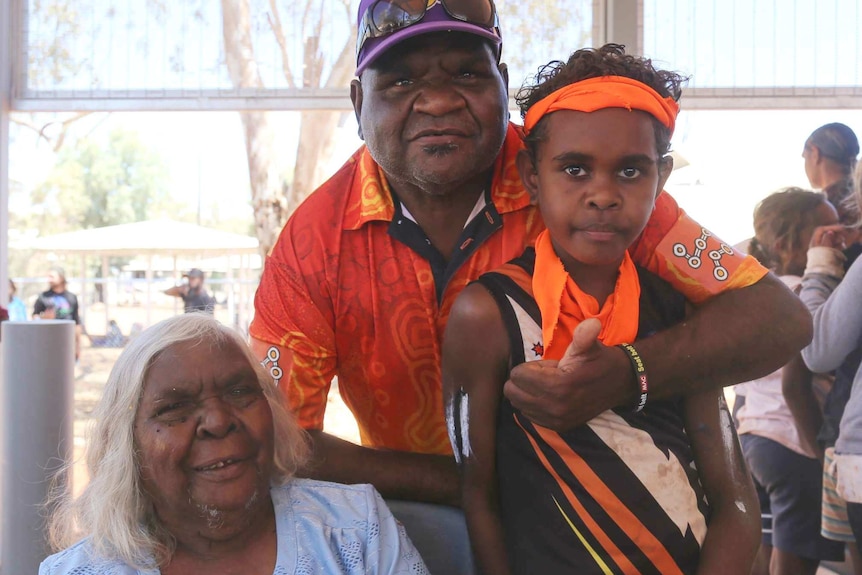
[
  {"left": 656, "top": 154, "right": 674, "bottom": 198},
  {"left": 350, "top": 78, "right": 365, "bottom": 140},
  {"left": 498, "top": 61, "right": 509, "bottom": 95},
  {"left": 516, "top": 148, "right": 540, "bottom": 204}
]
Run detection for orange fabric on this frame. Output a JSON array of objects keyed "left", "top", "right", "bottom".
[
  {"left": 532, "top": 230, "right": 640, "bottom": 360},
  {"left": 629, "top": 200, "right": 768, "bottom": 304},
  {"left": 250, "top": 123, "right": 541, "bottom": 454},
  {"left": 249, "top": 123, "right": 766, "bottom": 454},
  {"left": 523, "top": 76, "right": 680, "bottom": 135},
  {"left": 513, "top": 416, "right": 641, "bottom": 575},
  {"left": 531, "top": 422, "right": 686, "bottom": 575}
]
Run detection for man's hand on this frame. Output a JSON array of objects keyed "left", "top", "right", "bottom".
[{"left": 503, "top": 319, "right": 634, "bottom": 431}]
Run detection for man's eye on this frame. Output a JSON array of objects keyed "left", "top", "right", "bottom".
[
  {"left": 393, "top": 78, "right": 413, "bottom": 87},
  {"left": 619, "top": 167, "right": 641, "bottom": 179},
  {"left": 564, "top": 165, "right": 586, "bottom": 177}
]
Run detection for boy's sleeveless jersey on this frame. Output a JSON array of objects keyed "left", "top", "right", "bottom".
[{"left": 476, "top": 248, "right": 710, "bottom": 575}]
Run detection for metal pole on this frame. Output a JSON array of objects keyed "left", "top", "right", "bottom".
[
  {"left": 1, "top": 320, "right": 75, "bottom": 574},
  {"left": 0, "top": 0, "right": 13, "bottom": 307}
]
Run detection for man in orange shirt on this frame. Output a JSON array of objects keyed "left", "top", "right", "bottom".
[{"left": 250, "top": 0, "right": 810, "bottom": 507}]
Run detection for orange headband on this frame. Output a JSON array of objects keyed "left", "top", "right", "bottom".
[{"left": 523, "top": 75, "right": 680, "bottom": 136}]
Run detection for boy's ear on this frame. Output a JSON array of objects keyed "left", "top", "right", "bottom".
[
  {"left": 656, "top": 154, "right": 674, "bottom": 198},
  {"left": 516, "top": 148, "right": 540, "bottom": 204}
]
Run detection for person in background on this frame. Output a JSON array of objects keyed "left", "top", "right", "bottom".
[
  {"left": 164, "top": 268, "right": 216, "bottom": 314},
  {"left": 803, "top": 122, "right": 860, "bottom": 227},
  {"left": 8, "top": 279, "right": 28, "bottom": 322},
  {"left": 40, "top": 314, "right": 428, "bottom": 575},
  {"left": 803, "top": 122, "right": 862, "bottom": 573},
  {"left": 802, "top": 160, "right": 862, "bottom": 562},
  {"left": 736, "top": 188, "right": 845, "bottom": 575},
  {"left": 32, "top": 266, "right": 81, "bottom": 360}
]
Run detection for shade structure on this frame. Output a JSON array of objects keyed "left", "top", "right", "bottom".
[
  {"left": 26, "top": 219, "right": 261, "bottom": 332},
  {"left": 28, "top": 219, "right": 258, "bottom": 256}
]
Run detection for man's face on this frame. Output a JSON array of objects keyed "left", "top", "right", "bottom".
[
  {"left": 351, "top": 32, "right": 509, "bottom": 196},
  {"left": 47, "top": 271, "right": 62, "bottom": 290},
  {"left": 188, "top": 276, "right": 203, "bottom": 289}
]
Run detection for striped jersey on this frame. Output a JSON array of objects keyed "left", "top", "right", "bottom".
[{"left": 461, "top": 248, "right": 710, "bottom": 574}]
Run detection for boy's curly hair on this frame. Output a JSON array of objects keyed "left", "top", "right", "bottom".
[
  {"left": 748, "top": 187, "right": 829, "bottom": 273},
  {"left": 516, "top": 44, "right": 688, "bottom": 160}
]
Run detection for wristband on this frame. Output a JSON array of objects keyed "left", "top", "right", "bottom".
[{"left": 618, "top": 343, "right": 648, "bottom": 413}]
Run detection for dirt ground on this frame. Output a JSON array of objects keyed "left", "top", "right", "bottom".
[{"left": 71, "top": 338, "right": 360, "bottom": 495}]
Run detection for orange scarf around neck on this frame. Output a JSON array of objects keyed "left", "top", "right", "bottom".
[{"left": 532, "top": 230, "right": 641, "bottom": 360}]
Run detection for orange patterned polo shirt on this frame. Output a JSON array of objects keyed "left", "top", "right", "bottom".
[{"left": 250, "top": 123, "right": 766, "bottom": 455}]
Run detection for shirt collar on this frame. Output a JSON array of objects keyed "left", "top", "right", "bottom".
[{"left": 342, "top": 123, "right": 531, "bottom": 231}]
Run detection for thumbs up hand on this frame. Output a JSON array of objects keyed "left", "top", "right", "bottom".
[
  {"left": 503, "top": 319, "right": 635, "bottom": 431},
  {"left": 557, "top": 318, "right": 602, "bottom": 373}
]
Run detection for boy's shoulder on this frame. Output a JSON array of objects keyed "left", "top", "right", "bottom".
[{"left": 475, "top": 246, "right": 537, "bottom": 294}]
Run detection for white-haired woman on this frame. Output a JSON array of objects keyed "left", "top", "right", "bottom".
[{"left": 41, "top": 313, "right": 428, "bottom": 574}]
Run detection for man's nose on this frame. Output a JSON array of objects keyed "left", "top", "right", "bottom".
[{"left": 412, "top": 82, "right": 467, "bottom": 116}]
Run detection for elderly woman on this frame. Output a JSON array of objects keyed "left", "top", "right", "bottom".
[{"left": 41, "top": 314, "right": 428, "bottom": 574}]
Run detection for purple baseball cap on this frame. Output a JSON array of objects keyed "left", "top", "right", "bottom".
[{"left": 356, "top": 1, "right": 502, "bottom": 76}]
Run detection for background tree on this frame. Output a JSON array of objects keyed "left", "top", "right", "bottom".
[
  {"left": 29, "top": 128, "right": 174, "bottom": 235},
  {"left": 15, "top": 0, "right": 593, "bottom": 260},
  {"left": 221, "top": 0, "right": 356, "bottom": 256}
]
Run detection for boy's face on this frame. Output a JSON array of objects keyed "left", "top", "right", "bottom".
[{"left": 518, "top": 108, "right": 672, "bottom": 278}]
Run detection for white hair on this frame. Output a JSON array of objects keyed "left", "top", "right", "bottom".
[{"left": 45, "top": 313, "right": 310, "bottom": 568}]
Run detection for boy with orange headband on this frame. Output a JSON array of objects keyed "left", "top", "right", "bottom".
[{"left": 443, "top": 44, "right": 761, "bottom": 575}]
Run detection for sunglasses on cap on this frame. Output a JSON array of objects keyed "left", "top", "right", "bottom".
[{"left": 356, "top": 0, "right": 500, "bottom": 60}]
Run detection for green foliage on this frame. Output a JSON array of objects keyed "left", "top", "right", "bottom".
[{"left": 29, "top": 129, "right": 176, "bottom": 234}]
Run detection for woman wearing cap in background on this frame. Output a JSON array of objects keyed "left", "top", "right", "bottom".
[
  {"left": 800, "top": 123, "right": 862, "bottom": 572},
  {"left": 803, "top": 122, "right": 860, "bottom": 226}
]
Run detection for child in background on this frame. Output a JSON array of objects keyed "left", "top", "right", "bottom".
[
  {"left": 736, "top": 188, "right": 845, "bottom": 575},
  {"left": 8, "top": 279, "right": 28, "bottom": 322},
  {"left": 443, "top": 44, "right": 760, "bottom": 575}
]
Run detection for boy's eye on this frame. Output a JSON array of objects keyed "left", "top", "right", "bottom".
[
  {"left": 393, "top": 78, "right": 413, "bottom": 87},
  {"left": 564, "top": 165, "right": 586, "bottom": 177},
  {"left": 619, "top": 167, "right": 641, "bottom": 179}
]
